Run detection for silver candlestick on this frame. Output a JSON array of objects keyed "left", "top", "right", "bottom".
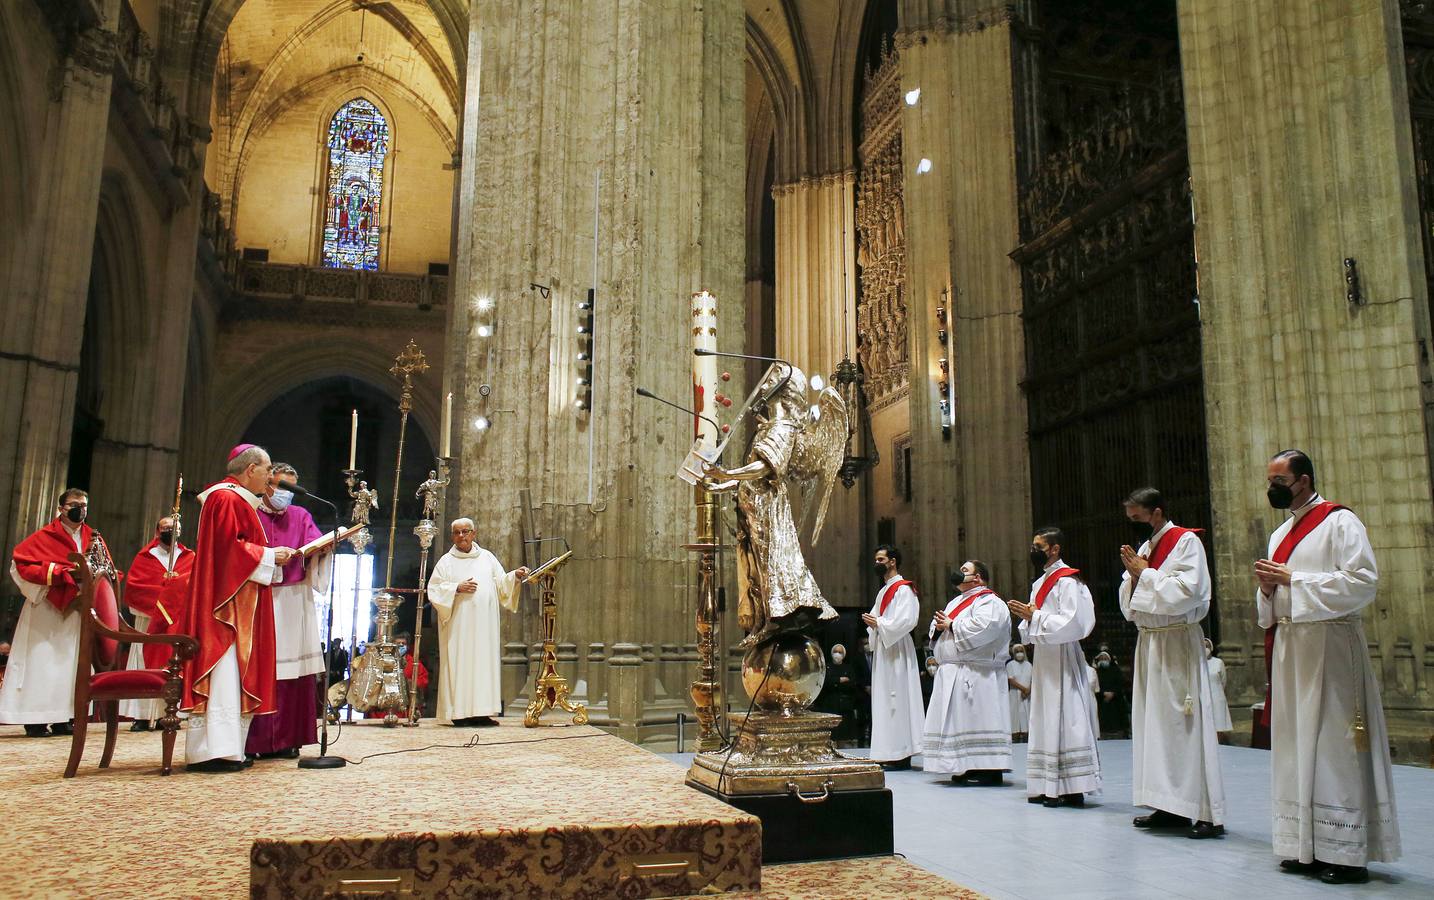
[{"left": 406, "top": 456, "right": 451, "bottom": 725}]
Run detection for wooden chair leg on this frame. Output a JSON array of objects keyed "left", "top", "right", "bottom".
[
  {"left": 160, "top": 718, "right": 177, "bottom": 776},
  {"left": 64, "top": 712, "right": 89, "bottom": 779},
  {"left": 100, "top": 700, "right": 119, "bottom": 769}
]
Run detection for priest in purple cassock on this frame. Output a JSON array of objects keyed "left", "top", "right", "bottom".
[{"left": 245, "top": 463, "right": 331, "bottom": 759}]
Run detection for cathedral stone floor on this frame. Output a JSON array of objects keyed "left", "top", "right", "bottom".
[{"left": 667, "top": 741, "right": 1434, "bottom": 899}]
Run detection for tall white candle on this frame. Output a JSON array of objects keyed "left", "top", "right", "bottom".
[
  {"left": 348, "top": 409, "right": 358, "bottom": 470},
  {"left": 691, "top": 291, "right": 719, "bottom": 450},
  {"left": 441, "top": 392, "right": 453, "bottom": 457}
]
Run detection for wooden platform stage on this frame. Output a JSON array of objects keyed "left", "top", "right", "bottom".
[{"left": 0, "top": 720, "right": 981, "bottom": 898}]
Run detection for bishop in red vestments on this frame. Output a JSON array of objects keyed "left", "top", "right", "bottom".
[{"left": 178, "top": 445, "right": 297, "bottom": 773}]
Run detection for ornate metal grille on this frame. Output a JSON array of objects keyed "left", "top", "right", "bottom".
[{"left": 1015, "top": 71, "right": 1214, "bottom": 664}]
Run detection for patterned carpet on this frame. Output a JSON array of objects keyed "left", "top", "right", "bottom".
[{"left": 0, "top": 721, "right": 982, "bottom": 898}]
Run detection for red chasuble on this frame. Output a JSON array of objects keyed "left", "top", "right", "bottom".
[
  {"left": 1033, "top": 568, "right": 1079, "bottom": 610},
  {"left": 125, "top": 539, "right": 195, "bottom": 669},
  {"left": 175, "top": 479, "right": 277, "bottom": 717},
  {"left": 877, "top": 579, "right": 915, "bottom": 615},
  {"left": 1260, "top": 501, "right": 1348, "bottom": 726},
  {"left": 11, "top": 519, "right": 94, "bottom": 611}
]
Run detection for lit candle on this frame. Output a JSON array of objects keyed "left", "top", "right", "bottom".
[
  {"left": 348, "top": 410, "right": 358, "bottom": 470},
  {"left": 441, "top": 392, "right": 453, "bottom": 458}
]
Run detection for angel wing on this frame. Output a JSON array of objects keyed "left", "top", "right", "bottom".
[{"left": 788, "top": 385, "right": 849, "bottom": 544}]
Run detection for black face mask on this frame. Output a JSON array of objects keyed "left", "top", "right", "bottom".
[
  {"left": 1029, "top": 549, "right": 1049, "bottom": 570},
  {"left": 65, "top": 506, "right": 86, "bottom": 524},
  {"left": 158, "top": 531, "right": 174, "bottom": 546},
  {"left": 1267, "top": 482, "right": 1295, "bottom": 510},
  {"left": 1129, "top": 520, "right": 1153, "bottom": 540},
  {"left": 872, "top": 562, "right": 889, "bottom": 578}
]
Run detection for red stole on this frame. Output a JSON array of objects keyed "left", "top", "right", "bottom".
[
  {"left": 11, "top": 519, "right": 94, "bottom": 611},
  {"left": 877, "top": 579, "right": 915, "bottom": 616},
  {"left": 1146, "top": 526, "right": 1203, "bottom": 570},
  {"left": 125, "top": 539, "right": 195, "bottom": 669},
  {"left": 1261, "top": 501, "right": 1348, "bottom": 725},
  {"left": 945, "top": 588, "right": 994, "bottom": 620},
  {"left": 175, "top": 479, "right": 277, "bottom": 717},
  {"left": 1033, "top": 568, "right": 1079, "bottom": 610}
]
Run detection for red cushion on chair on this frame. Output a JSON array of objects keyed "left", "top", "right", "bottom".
[
  {"left": 90, "top": 669, "right": 168, "bottom": 694},
  {"left": 92, "top": 576, "right": 122, "bottom": 667}
]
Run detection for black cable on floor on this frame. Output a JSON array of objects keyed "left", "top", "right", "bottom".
[{"left": 338, "top": 731, "right": 609, "bottom": 765}]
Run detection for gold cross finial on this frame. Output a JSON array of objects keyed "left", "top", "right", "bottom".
[{"left": 391, "top": 340, "right": 429, "bottom": 382}]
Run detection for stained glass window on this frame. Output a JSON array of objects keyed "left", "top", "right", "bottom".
[{"left": 322, "top": 98, "right": 390, "bottom": 270}]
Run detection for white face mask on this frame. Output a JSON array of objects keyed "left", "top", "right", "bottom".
[
  {"left": 831, "top": 652, "right": 845, "bottom": 665},
  {"left": 926, "top": 664, "right": 938, "bottom": 677},
  {"left": 268, "top": 489, "right": 294, "bottom": 511},
  {"left": 1204, "top": 646, "right": 1213, "bottom": 659},
  {"left": 1014, "top": 651, "right": 1026, "bottom": 662}
]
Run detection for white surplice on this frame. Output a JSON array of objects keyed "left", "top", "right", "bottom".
[
  {"left": 1258, "top": 494, "right": 1400, "bottom": 866},
  {"left": 922, "top": 588, "right": 1012, "bottom": 774},
  {"left": 1207, "top": 655, "right": 1232, "bottom": 732},
  {"left": 1119, "top": 521, "right": 1225, "bottom": 824},
  {"left": 865, "top": 577, "right": 924, "bottom": 762},
  {"left": 272, "top": 554, "right": 329, "bottom": 681},
  {"left": 0, "top": 526, "right": 84, "bottom": 724},
  {"left": 1020, "top": 559, "right": 1101, "bottom": 798},
  {"left": 185, "top": 482, "right": 276, "bottom": 765},
  {"left": 1005, "top": 656, "right": 1032, "bottom": 733},
  {"left": 427, "top": 544, "right": 519, "bottom": 722}
]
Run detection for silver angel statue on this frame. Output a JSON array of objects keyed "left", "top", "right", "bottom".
[
  {"left": 350, "top": 480, "right": 380, "bottom": 526},
  {"left": 415, "top": 469, "right": 449, "bottom": 522},
  {"left": 702, "top": 364, "right": 849, "bottom": 648}
]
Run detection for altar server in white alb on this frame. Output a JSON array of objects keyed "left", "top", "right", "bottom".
[
  {"left": 1005, "top": 643, "right": 1032, "bottom": 742},
  {"left": 1118, "top": 487, "right": 1226, "bottom": 840},
  {"left": 922, "top": 560, "right": 1012, "bottom": 784},
  {"left": 426, "top": 519, "right": 528, "bottom": 727},
  {"left": 860, "top": 544, "right": 924, "bottom": 770},
  {"left": 1008, "top": 526, "right": 1100, "bottom": 807},
  {"left": 1254, "top": 450, "right": 1399, "bottom": 885},
  {"left": 1203, "top": 638, "right": 1233, "bottom": 740}
]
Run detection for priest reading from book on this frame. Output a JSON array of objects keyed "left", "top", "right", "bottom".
[
  {"left": 246, "top": 463, "right": 332, "bottom": 760},
  {"left": 119, "top": 515, "right": 194, "bottom": 730},
  {"left": 0, "top": 488, "right": 95, "bottom": 738},
  {"left": 426, "top": 518, "right": 528, "bottom": 727},
  {"left": 177, "top": 444, "right": 297, "bottom": 773}
]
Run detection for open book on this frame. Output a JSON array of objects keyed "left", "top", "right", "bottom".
[{"left": 299, "top": 523, "right": 365, "bottom": 557}]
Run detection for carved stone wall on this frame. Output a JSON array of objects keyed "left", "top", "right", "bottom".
[{"left": 855, "top": 46, "right": 908, "bottom": 409}]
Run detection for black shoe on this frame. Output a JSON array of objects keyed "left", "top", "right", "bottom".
[
  {"left": 186, "top": 759, "right": 247, "bottom": 774},
  {"left": 1188, "top": 821, "right": 1225, "bottom": 839},
  {"left": 23, "top": 724, "right": 48, "bottom": 738},
  {"left": 1041, "top": 796, "right": 1061, "bottom": 808},
  {"left": 1059, "top": 793, "right": 1085, "bottom": 808},
  {"left": 1319, "top": 865, "right": 1370, "bottom": 885},
  {"left": 967, "top": 770, "right": 1003, "bottom": 787},
  {"left": 128, "top": 721, "right": 149, "bottom": 732},
  {"left": 879, "top": 756, "right": 911, "bottom": 771},
  {"left": 1279, "top": 859, "right": 1326, "bottom": 875},
  {"left": 243, "top": 755, "right": 255, "bottom": 768},
  {"left": 285, "top": 748, "right": 301, "bottom": 759},
  {"left": 1134, "top": 809, "right": 1192, "bottom": 829},
  {"left": 472, "top": 716, "right": 501, "bottom": 728},
  {"left": 49, "top": 722, "right": 73, "bottom": 736},
  {"left": 1028, "top": 795, "right": 1046, "bottom": 804}
]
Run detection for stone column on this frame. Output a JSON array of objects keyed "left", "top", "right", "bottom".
[
  {"left": 896, "top": 2, "right": 1034, "bottom": 600},
  {"left": 1178, "top": 0, "right": 1434, "bottom": 738},
  {"left": 0, "top": 6, "right": 119, "bottom": 563},
  {"left": 771, "top": 171, "right": 864, "bottom": 601},
  {"left": 454, "top": 0, "right": 744, "bottom": 733}
]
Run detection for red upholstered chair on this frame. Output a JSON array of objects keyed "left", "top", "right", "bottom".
[{"left": 64, "top": 551, "right": 197, "bottom": 778}]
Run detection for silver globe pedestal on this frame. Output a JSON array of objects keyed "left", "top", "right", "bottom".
[{"left": 686, "top": 632, "right": 883, "bottom": 798}]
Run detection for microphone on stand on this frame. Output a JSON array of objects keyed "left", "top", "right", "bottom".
[
  {"left": 634, "top": 387, "right": 722, "bottom": 436},
  {"left": 279, "top": 479, "right": 347, "bottom": 770},
  {"left": 692, "top": 349, "right": 795, "bottom": 404}
]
